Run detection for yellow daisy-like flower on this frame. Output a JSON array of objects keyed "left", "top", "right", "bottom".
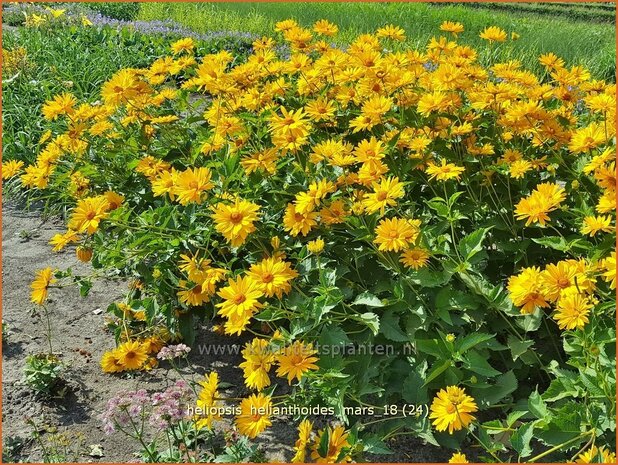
[
  {"left": 307, "top": 238, "right": 325, "bottom": 254},
  {"left": 553, "top": 289, "right": 592, "bottom": 330},
  {"left": 68, "top": 196, "right": 110, "bottom": 235},
  {"left": 440, "top": 21, "right": 464, "bottom": 37},
  {"left": 195, "top": 372, "right": 222, "bottom": 429},
  {"left": 48, "top": 229, "right": 79, "bottom": 252},
  {"left": 514, "top": 182, "right": 566, "bottom": 227},
  {"left": 400, "top": 247, "right": 430, "bottom": 270},
  {"left": 449, "top": 452, "right": 469, "bottom": 463},
  {"left": 30, "top": 267, "right": 56, "bottom": 305},
  {"left": 235, "top": 393, "right": 272, "bottom": 439},
  {"left": 175, "top": 167, "right": 214, "bottom": 206},
  {"left": 425, "top": 159, "right": 465, "bottom": 182},
  {"left": 429, "top": 385, "right": 478, "bottom": 434},
  {"left": 283, "top": 203, "right": 319, "bottom": 237},
  {"left": 115, "top": 340, "right": 148, "bottom": 371},
  {"left": 576, "top": 446, "right": 616, "bottom": 463},
  {"left": 100, "top": 350, "right": 124, "bottom": 373},
  {"left": 313, "top": 19, "right": 338, "bottom": 36},
  {"left": 479, "top": 26, "right": 507, "bottom": 43},
  {"left": 170, "top": 37, "right": 195, "bottom": 55},
  {"left": 374, "top": 217, "right": 420, "bottom": 252},
  {"left": 581, "top": 215, "right": 613, "bottom": 236},
  {"left": 362, "top": 176, "right": 405, "bottom": 215},
  {"left": 600, "top": 252, "right": 616, "bottom": 289},
  {"left": 291, "top": 419, "right": 313, "bottom": 463},
  {"left": 507, "top": 266, "right": 549, "bottom": 314},
  {"left": 247, "top": 257, "right": 298, "bottom": 298},
  {"left": 275, "top": 340, "right": 319, "bottom": 383},
  {"left": 310, "top": 425, "right": 351, "bottom": 463},
  {"left": 239, "top": 338, "right": 275, "bottom": 390},
  {"left": 216, "top": 275, "right": 264, "bottom": 319},
  {"left": 42, "top": 92, "right": 76, "bottom": 120},
  {"left": 2, "top": 160, "right": 25, "bottom": 179},
  {"left": 212, "top": 198, "right": 260, "bottom": 247}
]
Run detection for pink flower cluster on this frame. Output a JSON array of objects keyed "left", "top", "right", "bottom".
[
  {"left": 156, "top": 344, "right": 191, "bottom": 361},
  {"left": 99, "top": 381, "right": 193, "bottom": 435}
]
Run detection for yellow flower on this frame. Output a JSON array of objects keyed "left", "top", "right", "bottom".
[
  {"left": 115, "top": 340, "right": 148, "bottom": 371},
  {"left": 216, "top": 275, "right": 264, "bottom": 319},
  {"left": 479, "top": 26, "right": 507, "bottom": 42},
  {"left": 362, "top": 176, "right": 405, "bottom": 215},
  {"left": 212, "top": 198, "right": 260, "bottom": 247},
  {"left": 376, "top": 24, "right": 406, "bottom": 41},
  {"left": 275, "top": 341, "right": 319, "bottom": 384},
  {"left": 283, "top": 203, "right": 318, "bottom": 237},
  {"left": 42, "top": 93, "right": 76, "bottom": 120},
  {"left": 600, "top": 252, "right": 616, "bottom": 289},
  {"left": 177, "top": 280, "right": 211, "bottom": 306},
  {"left": 449, "top": 452, "right": 468, "bottom": 463},
  {"left": 426, "top": 159, "right": 465, "bottom": 182},
  {"left": 2, "top": 160, "right": 25, "bottom": 179},
  {"left": 49, "top": 230, "right": 79, "bottom": 252},
  {"left": 175, "top": 167, "right": 214, "bottom": 206},
  {"left": 576, "top": 446, "right": 616, "bottom": 463},
  {"left": 553, "top": 289, "right": 592, "bottom": 330},
  {"left": 540, "top": 260, "right": 590, "bottom": 303},
  {"left": 440, "top": 21, "right": 464, "bottom": 37},
  {"left": 307, "top": 238, "right": 325, "bottom": 254},
  {"left": 508, "top": 160, "right": 532, "bottom": 179},
  {"left": 196, "top": 372, "right": 222, "bottom": 429},
  {"left": 514, "top": 182, "right": 566, "bottom": 227},
  {"left": 67, "top": 196, "right": 110, "bottom": 235},
  {"left": 374, "top": 217, "right": 420, "bottom": 252},
  {"left": 170, "top": 37, "right": 195, "bottom": 54},
  {"left": 101, "top": 69, "right": 145, "bottom": 107},
  {"left": 247, "top": 257, "right": 298, "bottom": 298},
  {"left": 291, "top": 419, "right": 313, "bottom": 463},
  {"left": 581, "top": 215, "right": 613, "bottom": 236},
  {"left": 429, "top": 385, "right": 478, "bottom": 434},
  {"left": 310, "top": 425, "right": 351, "bottom": 463},
  {"left": 568, "top": 122, "right": 608, "bottom": 154},
  {"left": 30, "top": 267, "right": 56, "bottom": 305},
  {"left": 236, "top": 393, "right": 272, "bottom": 439},
  {"left": 239, "top": 338, "right": 274, "bottom": 390},
  {"left": 400, "top": 248, "right": 430, "bottom": 270},
  {"left": 313, "top": 19, "right": 338, "bottom": 36},
  {"left": 508, "top": 266, "right": 549, "bottom": 314},
  {"left": 76, "top": 246, "right": 93, "bottom": 263},
  {"left": 100, "top": 350, "right": 124, "bottom": 373}
]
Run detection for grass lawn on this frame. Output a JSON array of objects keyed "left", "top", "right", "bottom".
[{"left": 139, "top": 2, "right": 616, "bottom": 80}]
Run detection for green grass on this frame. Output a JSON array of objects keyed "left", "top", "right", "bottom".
[{"left": 139, "top": 2, "right": 616, "bottom": 80}]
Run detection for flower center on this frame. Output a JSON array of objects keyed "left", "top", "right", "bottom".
[
  {"left": 233, "top": 294, "right": 246, "bottom": 305},
  {"left": 262, "top": 273, "right": 274, "bottom": 283},
  {"left": 230, "top": 212, "right": 243, "bottom": 223}
]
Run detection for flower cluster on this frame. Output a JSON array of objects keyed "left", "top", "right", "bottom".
[{"left": 11, "top": 16, "right": 616, "bottom": 462}]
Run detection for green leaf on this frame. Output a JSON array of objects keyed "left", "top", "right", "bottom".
[
  {"left": 511, "top": 422, "right": 535, "bottom": 458},
  {"left": 458, "top": 227, "right": 492, "bottom": 261},
  {"left": 380, "top": 310, "right": 409, "bottom": 342},
  {"left": 402, "top": 371, "right": 429, "bottom": 404},
  {"left": 362, "top": 436, "right": 393, "bottom": 455},
  {"left": 508, "top": 336, "right": 535, "bottom": 361},
  {"left": 422, "top": 360, "right": 452, "bottom": 387},
  {"left": 359, "top": 312, "right": 380, "bottom": 335},
  {"left": 475, "top": 370, "right": 518, "bottom": 406},
  {"left": 352, "top": 291, "right": 384, "bottom": 307},
  {"left": 528, "top": 390, "right": 549, "bottom": 420},
  {"left": 463, "top": 350, "right": 501, "bottom": 377},
  {"left": 456, "top": 333, "right": 495, "bottom": 354},
  {"left": 531, "top": 236, "right": 569, "bottom": 251}
]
